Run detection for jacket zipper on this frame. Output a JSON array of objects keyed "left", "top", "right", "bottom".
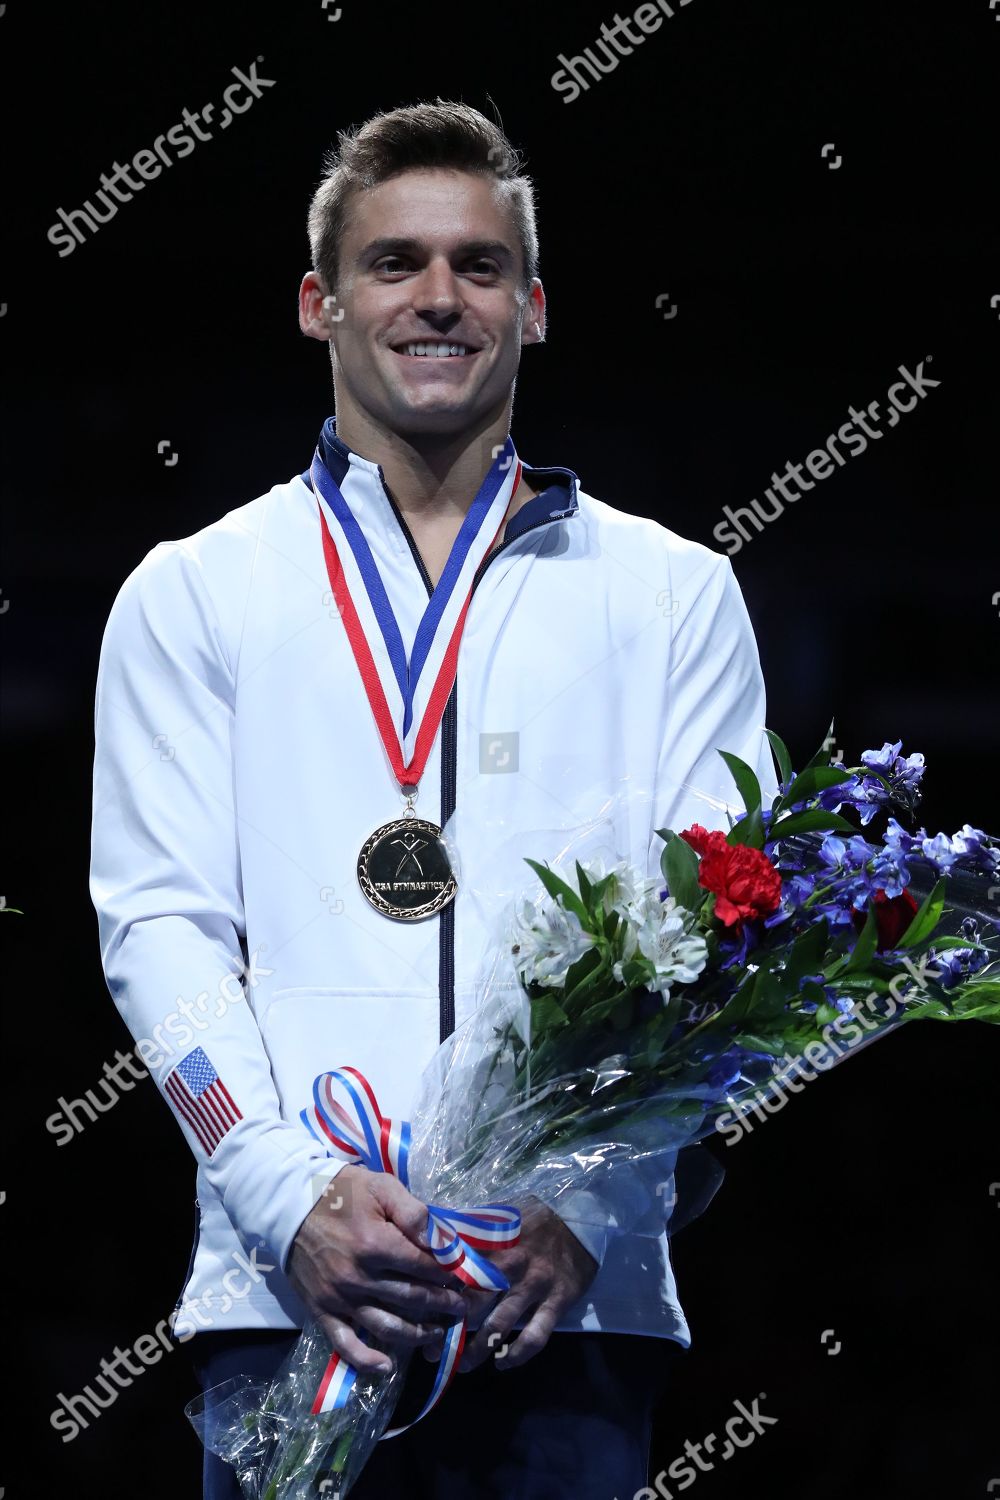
[{"left": 383, "top": 486, "right": 566, "bottom": 1043}]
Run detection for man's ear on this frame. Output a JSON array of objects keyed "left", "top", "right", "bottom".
[
  {"left": 299, "top": 271, "right": 339, "bottom": 341},
  {"left": 521, "top": 278, "right": 546, "bottom": 346}
]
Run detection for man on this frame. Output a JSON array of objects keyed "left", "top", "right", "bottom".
[{"left": 90, "top": 100, "right": 777, "bottom": 1498}]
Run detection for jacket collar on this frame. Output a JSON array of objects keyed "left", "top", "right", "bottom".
[{"left": 302, "top": 416, "right": 579, "bottom": 552}]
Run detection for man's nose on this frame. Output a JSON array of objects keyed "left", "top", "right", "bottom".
[{"left": 413, "top": 259, "right": 463, "bottom": 322}]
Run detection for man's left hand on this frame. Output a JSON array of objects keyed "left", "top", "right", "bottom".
[{"left": 436, "top": 1195, "right": 599, "bottom": 1373}]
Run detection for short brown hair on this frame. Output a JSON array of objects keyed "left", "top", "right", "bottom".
[{"left": 307, "top": 100, "right": 538, "bottom": 297}]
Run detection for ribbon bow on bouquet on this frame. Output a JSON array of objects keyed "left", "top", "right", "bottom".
[{"left": 301, "top": 1066, "right": 521, "bottom": 1435}]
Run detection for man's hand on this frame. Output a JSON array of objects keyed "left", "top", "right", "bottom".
[
  {"left": 286, "top": 1166, "right": 467, "bottom": 1375},
  {"left": 440, "top": 1195, "right": 599, "bottom": 1374}
]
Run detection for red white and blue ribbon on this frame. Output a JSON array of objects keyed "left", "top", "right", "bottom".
[
  {"left": 311, "top": 439, "right": 522, "bottom": 789},
  {"left": 301, "top": 1067, "right": 521, "bottom": 1435}
]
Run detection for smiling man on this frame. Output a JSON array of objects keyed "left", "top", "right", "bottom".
[{"left": 90, "top": 100, "right": 777, "bottom": 1499}]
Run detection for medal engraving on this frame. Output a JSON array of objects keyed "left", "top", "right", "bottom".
[{"left": 357, "top": 816, "right": 457, "bottom": 920}]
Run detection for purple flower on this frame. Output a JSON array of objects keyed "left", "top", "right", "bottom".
[
  {"left": 706, "top": 1051, "right": 744, "bottom": 1090},
  {"left": 932, "top": 944, "right": 991, "bottom": 989},
  {"left": 797, "top": 974, "right": 846, "bottom": 1013},
  {"left": 861, "top": 741, "right": 926, "bottom": 792},
  {"left": 869, "top": 819, "right": 920, "bottom": 899},
  {"left": 817, "top": 775, "right": 886, "bottom": 826},
  {"left": 919, "top": 831, "right": 960, "bottom": 874},
  {"left": 949, "top": 824, "right": 1000, "bottom": 877},
  {"left": 706, "top": 1047, "right": 775, "bottom": 1091},
  {"left": 718, "top": 920, "right": 762, "bottom": 969},
  {"left": 884, "top": 816, "right": 923, "bottom": 857},
  {"left": 817, "top": 776, "right": 860, "bottom": 813}
]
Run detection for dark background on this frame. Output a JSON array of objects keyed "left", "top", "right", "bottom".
[{"left": 3, "top": 0, "right": 998, "bottom": 1494}]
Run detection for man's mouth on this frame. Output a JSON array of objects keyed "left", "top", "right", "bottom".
[{"left": 390, "top": 341, "right": 482, "bottom": 359}]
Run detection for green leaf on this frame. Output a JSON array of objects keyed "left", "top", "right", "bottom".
[
  {"left": 732, "top": 1031, "right": 787, "bottom": 1056},
  {"left": 717, "top": 750, "right": 762, "bottom": 816},
  {"left": 529, "top": 994, "right": 570, "bottom": 1034},
  {"left": 662, "top": 830, "right": 702, "bottom": 911},
  {"left": 767, "top": 809, "right": 858, "bottom": 841},
  {"left": 765, "top": 728, "right": 794, "bottom": 789},
  {"left": 561, "top": 946, "right": 603, "bottom": 995},
  {"left": 781, "top": 922, "right": 830, "bottom": 988},
  {"left": 523, "top": 858, "right": 589, "bottom": 925},
  {"left": 897, "top": 877, "right": 946, "bottom": 949},
  {"left": 844, "top": 905, "right": 879, "bottom": 974},
  {"left": 802, "top": 719, "right": 838, "bottom": 771},
  {"left": 589, "top": 873, "right": 618, "bottom": 912},
  {"left": 576, "top": 860, "right": 593, "bottom": 909},
  {"left": 950, "top": 980, "right": 1000, "bottom": 1023},
  {"left": 560, "top": 950, "right": 610, "bottom": 1012},
  {"left": 727, "top": 805, "right": 766, "bottom": 849},
  {"left": 743, "top": 962, "right": 787, "bottom": 1020},
  {"left": 778, "top": 765, "right": 853, "bottom": 810}
]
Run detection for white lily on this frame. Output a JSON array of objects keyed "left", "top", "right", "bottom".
[{"left": 510, "top": 894, "right": 592, "bottom": 988}]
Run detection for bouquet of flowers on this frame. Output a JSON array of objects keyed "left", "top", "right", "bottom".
[{"left": 187, "top": 727, "right": 1000, "bottom": 1496}]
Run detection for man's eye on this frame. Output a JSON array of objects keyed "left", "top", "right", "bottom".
[
  {"left": 467, "top": 260, "right": 499, "bottom": 275},
  {"left": 375, "top": 257, "right": 410, "bottom": 273}
]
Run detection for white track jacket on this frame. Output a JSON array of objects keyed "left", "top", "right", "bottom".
[{"left": 90, "top": 419, "right": 778, "bottom": 1345}]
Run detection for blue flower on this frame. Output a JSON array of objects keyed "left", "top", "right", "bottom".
[
  {"left": 817, "top": 775, "right": 886, "bottom": 826},
  {"left": 950, "top": 824, "right": 1000, "bottom": 877},
  {"left": 861, "top": 741, "right": 926, "bottom": 792},
  {"left": 919, "top": 831, "right": 962, "bottom": 875},
  {"left": 706, "top": 1051, "right": 744, "bottom": 1090},
  {"left": 933, "top": 947, "right": 986, "bottom": 989},
  {"left": 718, "top": 920, "right": 761, "bottom": 970}
]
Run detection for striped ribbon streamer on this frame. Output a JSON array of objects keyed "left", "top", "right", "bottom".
[
  {"left": 301, "top": 1066, "right": 521, "bottom": 1435},
  {"left": 310, "top": 438, "right": 522, "bottom": 781}
]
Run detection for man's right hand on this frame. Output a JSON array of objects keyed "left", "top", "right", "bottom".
[{"left": 286, "top": 1166, "right": 467, "bottom": 1375}]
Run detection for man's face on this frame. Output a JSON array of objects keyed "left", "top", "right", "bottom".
[{"left": 315, "top": 168, "right": 544, "bottom": 439}]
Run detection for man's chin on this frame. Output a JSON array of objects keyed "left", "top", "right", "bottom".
[{"left": 384, "top": 392, "right": 488, "bottom": 440}]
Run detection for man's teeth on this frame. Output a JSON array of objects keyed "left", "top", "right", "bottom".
[{"left": 402, "top": 342, "right": 471, "bottom": 357}]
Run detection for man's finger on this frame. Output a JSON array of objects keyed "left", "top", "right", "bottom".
[
  {"left": 493, "top": 1297, "right": 560, "bottom": 1370},
  {"left": 353, "top": 1302, "right": 448, "bottom": 1352},
  {"left": 357, "top": 1273, "right": 467, "bottom": 1324},
  {"left": 457, "top": 1285, "right": 503, "bottom": 1332},
  {"left": 356, "top": 1210, "right": 467, "bottom": 1294},
  {"left": 316, "top": 1311, "right": 394, "bottom": 1375},
  {"left": 457, "top": 1289, "right": 535, "bottom": 1373}
]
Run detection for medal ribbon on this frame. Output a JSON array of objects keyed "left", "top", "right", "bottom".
[
  {"left": 301, "top": 1067, "right": 521, "bottom": 1435},
  {"left": 311, "top": 440, "right": 522, "bottom": 789}
]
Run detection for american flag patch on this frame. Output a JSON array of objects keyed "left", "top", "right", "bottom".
[{"left": 164, "top": 1046, "right": 242, "bottom": 1156}]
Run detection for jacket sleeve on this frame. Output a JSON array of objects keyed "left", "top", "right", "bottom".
[
  {"left": 548, "top": 549, "right": 779, "bottom": 1267},
  {"left": 90, "top": 540, "right": 344, "bottom": 1273},
  {"left": 649, "top": 550, "right": 780, "bottom": 838}
]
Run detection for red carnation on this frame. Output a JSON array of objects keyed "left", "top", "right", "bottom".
[
  {"left": 680, "top": 824, "right": 782, "bottom": 927},
  {"left": 853, "top": 887, "right": 919, "bottom": 951},
  {"left": 680, "top": 823, "right": 724, "bottom": 858}
]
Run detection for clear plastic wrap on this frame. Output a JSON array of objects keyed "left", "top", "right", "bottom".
[
  {"left": 186, "top": 1326, "right": 409, "bottom": 1499},
  {"left": 187, "top": 730, "right": 1000, "bottom": 1497}
]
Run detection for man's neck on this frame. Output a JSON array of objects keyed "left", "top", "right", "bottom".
[{"left": 334, "top": 409, "right": 535, "bottom": 521}]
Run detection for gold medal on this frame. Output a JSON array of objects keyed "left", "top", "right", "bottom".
[{"left": 312, "top": 434, "right": 522, "bottom": 920}]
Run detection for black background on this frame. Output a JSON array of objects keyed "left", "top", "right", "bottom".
[{"left": 3, "top": 0, "right": 998, "bottom": 1495}]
